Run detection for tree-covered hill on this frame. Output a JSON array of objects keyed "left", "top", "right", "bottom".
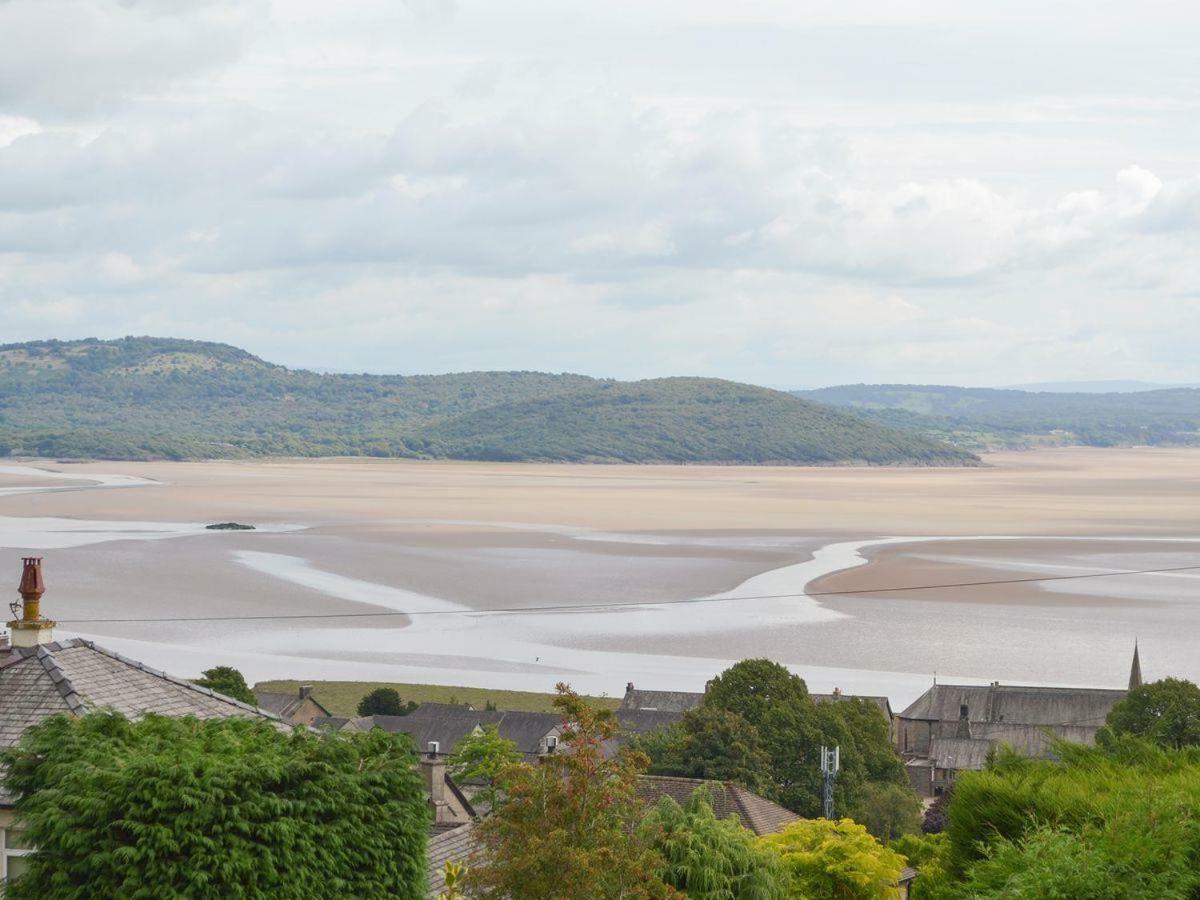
[
  {"left": 0, "top": 337, "right": 979, "bottom": 465},
  {"left": 798, "top": 383, "right": 1200, "bottom": 450},
  {"left": 414, "top": 377, "right": 978, "bottom": 464}
]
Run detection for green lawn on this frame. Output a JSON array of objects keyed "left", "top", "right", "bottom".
[{"left": 254, "top": 679, "right": 621, "bottom": 717}]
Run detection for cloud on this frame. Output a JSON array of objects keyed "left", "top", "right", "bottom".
[{"left": 0, "top": 0, "right": 1197, "bottom": 385}]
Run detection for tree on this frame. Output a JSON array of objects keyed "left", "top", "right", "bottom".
[
  {"left": 640, "top": 787, "right": 788, "bottom": 899},
  {"left": 0, "top": 711, "right": 428, "bottom": 899},
  {"left": 466, "top": 684, "right": 672, "bottom": 899},
  {"left": 851, "top": 782, "right": 922, "bottom": 844},
  {"left": 640, "top": 705, "right": 774, "bottom": 796},
  {"left": 193, "top": 665, "right": 257, "bottom": 705},
  {"left": 448, "top": 725, "right": 521, "bottom": 813},
  {"left": 357, "top": 686, "right": 418, "bottom": 717},
  {"left": 1103, "top": 678, "right": 1200, "bottom": 749},
  {"left": 703, "top": 659, "right": 809, "bottom": 730},
  {"left": 761, "top": 818, "right": 906, "bottom": 900}
]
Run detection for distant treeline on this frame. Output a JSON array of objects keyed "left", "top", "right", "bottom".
[
  {"left": 0, "top": 337, "right": 978, "bottom": 465},
  {"left": 798, "top": 383, "right": 1200, "bottom": 450}
]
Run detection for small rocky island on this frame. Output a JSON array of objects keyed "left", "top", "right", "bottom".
[{"left": 205, "top": 522, "right": 256, "bottom": 531}]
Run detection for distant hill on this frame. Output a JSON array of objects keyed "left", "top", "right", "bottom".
[
  {"left": 798, "top": 383, "right": 1200, "bottom": 450},
  {"left": 0, "top": 338, "right": 978, "bottom": 465},
  {"left": 1000, "top": 380, "right": 1200, "bottom": 394}
]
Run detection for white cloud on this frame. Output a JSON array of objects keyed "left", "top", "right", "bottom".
[{"left": 0, "top": 0, "right": 1197, "bottom": 385}]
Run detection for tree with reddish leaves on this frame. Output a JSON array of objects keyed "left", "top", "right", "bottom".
[{"left": 466, "top": 683, "right": 675, "bottom": 899}]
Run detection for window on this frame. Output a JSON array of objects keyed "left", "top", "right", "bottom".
[
  {"left": 544, "top": 735, "right": 558, "bottom": 752},
  {"left": 1, "top": 827, "right": 32, "bottom": 887}
]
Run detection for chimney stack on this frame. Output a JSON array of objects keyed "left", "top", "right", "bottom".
[
  {"left": 420, "top": 741, "right": 453, "bottom": 825},
  {"left": 9, "top": 558, "right": 55, "bottom": 648},
  {"left": 299, "top": 685, "right": 312, "bottom": 700},
  {"left": 832, "top": 686, "right": 842, "bottom": 699}
]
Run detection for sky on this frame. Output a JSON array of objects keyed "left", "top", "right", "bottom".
[{"left": 1, "top": 1, "right": 1199, "bottom": 387}]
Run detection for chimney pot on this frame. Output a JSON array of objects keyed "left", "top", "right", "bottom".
[
  {"left": 626, "top": 681, "right": 634, "bottom": 693},
  {"left": 428, "top": 740, "right": 440, "bottom": 757},
  {"left": 832, "top": 686, "right": 842, "bottom": 698},
  {"left": 10, "top": 558, "right": 54, "bottom": 647}
]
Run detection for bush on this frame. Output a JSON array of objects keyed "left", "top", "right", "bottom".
[
  {"left": 357, "top": 687, "right": 418, "bottom": 717},
  {"left": 0, "top": 712, "right": 428, "bottom": 899},
  {"left": 760, "top": 818, "right": 905, "bottom": 899}
]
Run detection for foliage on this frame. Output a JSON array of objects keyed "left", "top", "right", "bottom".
[
  {"left": 193, "top": 665, "right": 257, "bottom": 705},
  {"left": 920, "top": 789, "right": 951, "bottom": 834},
  {"left": 850, "top": 782, "right": 922, "bottom": 844},
  {"left": 761, "top": 818, "right": 906, "bottom": 900},
  {"left": 640, "top": 787, "right": 788, "bottom": 899},
  {"left": 438, "top": 861, "right": 468, "bottom": 900},
  {"left": 447, "top": 725, "right": 521, "bottom": 814},
  {"left": 1102, "top": 677, "right": 1200, "bottom": 749},
  {"left": 643, "top": 660, "right": 911, "bottom": 820},
  {"left": 357, "top": 687, "right": 418, "bottom": 717},
  {"left": 0, "top": 337, "right": 977, "bottom": 465},
  {"left": 887, "top": 833, "right": 954, "bottom": 900},
  {"left": 0, "top": 711, "right": 428, "bottom": 899},
  {"left": 466, "top": 683, "right": 672, "bottom": 899},
  {"left": 799, "top": 382, "right": 1200, "bottom": 450},
  {"left": 703, "top": 660, "right": 810, "bottom": 730},
  {"left": 942, "top": 738, "right": 1200, "bottom": 895},
  {"left": 640, "top": 706, "right": 774, "bottom": 796}
]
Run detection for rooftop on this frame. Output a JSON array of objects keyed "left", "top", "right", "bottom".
[{"left": 635, "top": 775, "right": 800, "bottom": 836}]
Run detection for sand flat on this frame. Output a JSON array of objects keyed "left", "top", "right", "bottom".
[{"left": 4, "top": 448, "right": 1198, "bottom": 704}]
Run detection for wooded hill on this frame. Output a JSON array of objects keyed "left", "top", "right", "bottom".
[
  {"left": 0, "top": 338, "right": 978, "bottom": 465},
  {"left": 798, "top": 383, "right": 1200, "bottom": 450}
]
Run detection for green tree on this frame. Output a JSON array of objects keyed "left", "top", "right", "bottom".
[
  {"left": 761, "top": 818, "right": 906, "bottom": 900},
  {"left": 1, "top": 711, "right": 428, "bottom": 899},
  {"left": 703, "top": 659, "right": 809, "bottom": 730},
  {"left": 1103, "top": 678, "right": 1200, "bottom": 749},
  {"left": 466, "top": 684, "right": 671, "bottom": 899},
  {"left": 640, "top": 787, "right": 788, "bottom": 899},
  {"left": 888, "top": 834, "right": 954, "bottom": 900},
  {"left": 448, "top": 724, "right": 521, "bottom": 814},
  {"left": 193, "top": 665, "right": 257, "bottom": 705},
  {"left": 851, "top": 782, "right": 922, "bottom": 844},
  {"left": 641, "top": 705, "right": 774, "bottom": 796},
  {"left": 357, "top": 686, "right": 418, "bottom": 717}
]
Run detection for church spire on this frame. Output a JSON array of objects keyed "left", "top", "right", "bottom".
[{"left": 1128, "top": 640, "right": 1143, "bottom": 690}]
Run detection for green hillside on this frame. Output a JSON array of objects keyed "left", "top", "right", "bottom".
[
  {"left": 415, "top": 378, "right": 978, "bottom": 464},
  {"left": 798, "top": 383, "right": 1200, "bottom": 450},
  {"left": 0, "top": 338, "right": 978, "bottom": 465}
]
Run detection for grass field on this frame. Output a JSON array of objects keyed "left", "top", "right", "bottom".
[{"left": 254, "top": 679, "right": 622, "bottom": 717}]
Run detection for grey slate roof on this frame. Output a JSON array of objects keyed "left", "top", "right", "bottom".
[
  {"left": 352, "top": 703, "right": 560, "bottom": 757},
  {"left": 899, "top": 683, "right": 1125, "bottom": 729},
  {"left": 613, "top": 708, "right": 683, "bottom": 736},
  {"left": 253, "top": 690, "right": 331, "bottom": 721},
  {"left": 635, "top": 775, "right": 800, "bottom": 836},
  {"left": 620, "top": 688, "right": 704, "bottom": 712},
  {"left": 0, "top": 638, "right": 287, "bottom": 807},
  {"left": 426, "top": 822, "right": 477, "bottom": 898}
]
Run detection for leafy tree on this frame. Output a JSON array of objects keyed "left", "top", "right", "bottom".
[
  {"left": 0, "top": 711, "right": 428, "bottom": 899},
  {"left": 888, "top": 833, "right": 954, "bottom": 900},
  {"left": 193, "top": 665, "right": 257, "bottom": 705},
  {"left": 466, "top": 684, "right": 671, "bottom": 899},
  {"left": 1103, "top": 678, "right": 1200, "bottom": 749},
  {"left": 640, "top": 705, "right": 774, "bottom": 796},
  {"left": 851, "top": 782, "right": 922, "bottom": 844},
  {"left": 703, "top": 659, "right": 809, "bottom": 730},
  {"left": 448, "top": 724, "right": 521, "bottom": 813},
  {"left": 640, "top": 787, "right": 788, "bottom": 899},
  {"left": 357, "top": 686, "right": 418, "bottom": 717},
  {"left": 761, "top": 818, "right": 906, "bottom": 900}
]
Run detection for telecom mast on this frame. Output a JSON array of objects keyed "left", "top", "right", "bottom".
[{"left": 820, "top": 745, "right": 840, "bottom": 819}]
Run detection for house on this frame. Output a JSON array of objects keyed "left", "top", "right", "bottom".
[
  {"left": 344, "top": 703, "right": 563, "bottom": 760},
  {"left": 634, "top": 775, "right": 800, "bottom": 836},
  {"left": 0, "top": 557, "right": 289, "bottom": 885},
  {"left": 253, "top": 684, "right": 332, "bottom": 726},
  {"left": 896, "top": 649, "right": 1140, "bottom": 796},
  {"left": 621, "top": 681, "right": 893, "bottom": 720}
]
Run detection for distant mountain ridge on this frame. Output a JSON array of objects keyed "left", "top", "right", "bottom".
[
  {"left": 797, "top": 383, "right": 1200, "bottom": 450},
  {"left": 0, "top": 338, "right": 978, "bottom": 466},
  {"left": 1000, "top": 380, "right": 1200, "bottom": 394}
]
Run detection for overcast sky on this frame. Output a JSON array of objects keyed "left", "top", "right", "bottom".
[{"left": 1, "top": 1, "right": 1198, "bottom": 386}]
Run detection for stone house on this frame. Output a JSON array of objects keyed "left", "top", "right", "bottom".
[
  {"left": 252, "top": 684, "right": 333, "bottom": 726},
  {"left": 896, "top": 649, "right": 1140, "bottom": 796}
]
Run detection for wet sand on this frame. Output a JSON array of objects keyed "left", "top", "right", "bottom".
[{"left": 2, "top": 449, "right": 1198, "bottom": 705}]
